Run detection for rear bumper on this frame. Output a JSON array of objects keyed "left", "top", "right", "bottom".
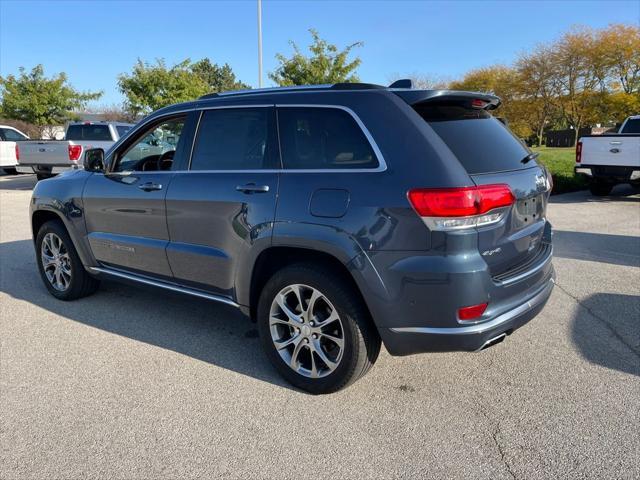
[
  {"left": 379, "top": 269, "right": 555, "bottom": 355},
  {"left": 575, "top": 165, "right": 640, "bottom": 182}
]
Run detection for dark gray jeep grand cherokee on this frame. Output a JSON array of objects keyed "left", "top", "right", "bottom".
[{"left": 30, "top": 82, "right": 554, "bottom": 393}]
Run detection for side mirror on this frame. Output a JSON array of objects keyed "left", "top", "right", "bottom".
[{"left": 84, "top": 148, "right": 105, "bottom": 173}]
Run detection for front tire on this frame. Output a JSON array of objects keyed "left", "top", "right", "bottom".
[
  {"left": 36, "top": 220, "right": 100, "bottom": 300},
  {"left": 257, "top": 263, "right": 380, "bottom": 394}
]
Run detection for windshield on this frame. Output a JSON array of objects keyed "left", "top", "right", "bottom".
[
  {"left": 414, "top": 101, "right": 533, "bottom": 174},
  {"left": 66, "top": 124, "right": 112, "bottom": 141},
  {"left": 620, "top": 118, "right": 640, "bottom": 134}
]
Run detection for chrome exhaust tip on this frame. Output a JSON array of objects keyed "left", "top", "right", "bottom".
[{"left": 476, "top": 332, "right": 507, "bottom": 352}]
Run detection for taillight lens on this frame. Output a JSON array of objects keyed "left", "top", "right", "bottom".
[
  {"left": 576, "top": 141, "right": 582, "bottom": 163},
  {"left": 407, "top": 184, "right": 514, "bottom": 230},
  {"left": 68, "top": 144, "right": 82, "bottom": 161},
  {"left": 15, "top": 144, "right": 20, "bottom": 161},
  {"left": 458, "top": 302, "right": 488, "bottom": 321}
]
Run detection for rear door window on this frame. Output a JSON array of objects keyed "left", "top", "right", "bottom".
[
  {"left": 0, "top": 128, "right": 27, "bottom": 141},
  {"left": 277, "top": 107, "right": 379, "bottom": 170},
  {"left": 66, "top": 124, "right": 113, "bottom": 141},
  {"left": 190, "top": 107, "right": 277, "bottom": 170},
  {"left": 116, "top": 125, "right": 132, "bottom": 138},
  {"left": 621, "top": 118, "right": 640, "bottom": 134},
  {"left": 414, "top": 101, "right": 532, "bottom": 174}
]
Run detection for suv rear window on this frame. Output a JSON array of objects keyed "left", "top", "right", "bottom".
[
  {"left": 66, "top": 124, "right": 112, "bottom": 141},
  {"left": 278, "top": 107, "right": 378, "bottom": 170},
  {"left": 414, "top": 101, "right": 531, "bottom": 174}
]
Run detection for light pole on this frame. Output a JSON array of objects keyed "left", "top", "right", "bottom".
[{"left": 257, "top": 0, "right": 263, "bottom": 88}]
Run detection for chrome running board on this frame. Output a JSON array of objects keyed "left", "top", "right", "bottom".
[{"left": 89, "top": 267, "right": 240, "bottom": 308}]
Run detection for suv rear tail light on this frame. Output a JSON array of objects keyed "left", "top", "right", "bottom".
[
  {"left": 15, "top": 144, "right": 20, "bottom": 161},
  {"left": 458, "top": 302, "right": 488, "bottom": 321},
  {"left": 68, "top": 144, "right": 82, "bottom": 161},
  {"left": 407, "top": 184, "right": 514, "bottom": 231},
  {"left": 576, "top": 141, "right": 582, "bottom": 163}
]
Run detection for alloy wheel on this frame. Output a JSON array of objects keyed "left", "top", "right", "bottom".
[
  {"left": 41, "top": 232, "right": 72, "bottom": 291},
  {"left": 269, "top": 284, "right": 345, "bottom": 379}
]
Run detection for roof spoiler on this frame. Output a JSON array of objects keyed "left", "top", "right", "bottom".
[{"left": 394, "top": 89, "right": 501, "bottom": 110}]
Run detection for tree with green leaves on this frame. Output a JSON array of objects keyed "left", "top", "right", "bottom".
[
  {"left": 192, "top": 58, "right": 250, "bottom": 92},
  {"left": 118, "top": 59, "right": 208, "bottom": 117},
  {"left": 118, "top": 58, "right": 249, "bottom": 117},
  {"left": 0, "top": 65, "right": 102, "bottom": 137},
  {"left": 269, "top": 29, "right": 363, "bottom": 86}
]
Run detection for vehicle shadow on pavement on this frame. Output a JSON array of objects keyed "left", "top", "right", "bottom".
[
  {"left": 553, "top": 230, "right": 640, "bottom": 267},
  {"left": 550, "top": 184, "right": 640, "bottom": 204},
  {"left": 0, "top": 239, "right": 297, "bottom": 391},
  {"left": 0, "top": 174, "right": 38, "bottom": 191},
  {"left": 571, "top": 293, "right": 640, "bottom": 377}
]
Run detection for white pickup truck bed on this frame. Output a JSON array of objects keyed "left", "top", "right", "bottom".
[
  {"left": 576, "top": 116, "right": 640, "bottom": 195},
  {"left": 17, "top": 122, "right": 133, "bottom": 179}
]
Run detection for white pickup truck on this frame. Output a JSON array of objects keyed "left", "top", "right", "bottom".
[
  {"left": 17, "top": 121, "right": 134, "bottom": 180},
  {"left": 576, "top": 115, "right": 640, "bottom": 195},
  {"left": 0, "top": 125, "right": 29, "bottom": 174}
]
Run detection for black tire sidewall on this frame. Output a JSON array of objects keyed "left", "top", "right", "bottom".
[
  {"left": 257, "top": 264, "right": 369, "bottom": 394},
  {"left": 36, "top": 220, "right": 86, "bottom": 300}
]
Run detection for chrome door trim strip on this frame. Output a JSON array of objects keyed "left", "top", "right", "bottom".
[{"left": 89, "top": 267, "right": 240, "bottom": 308}]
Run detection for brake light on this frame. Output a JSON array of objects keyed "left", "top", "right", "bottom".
[
  {"left": 458, "top": 302, "right": 488, "bottom": 321},
  {"left": 576, "top": 141, "right": 582, "bottom": 163},
  {"left": 68, "top": 144, "right": 82, "bottom": 161},
  {"left": 15, "top": 144, "right": 19, "bottom": 161},
  {"left": 471, "top": 98, "right": 488, "bottom": 109},
  {"left": 407, "top": 184, "right": 514, "bottom": 230}
]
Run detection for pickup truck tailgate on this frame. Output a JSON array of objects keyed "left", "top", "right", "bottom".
[
  {"left": 579, "top": 135, "right": 640, "bottom": 168},
  {"left": 18, "top": 141, "right": 78, "bottom": 167}
]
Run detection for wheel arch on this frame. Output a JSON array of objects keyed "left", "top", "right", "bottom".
[{"left": 243, "top": 244, "right": 389, "bottom": 331}]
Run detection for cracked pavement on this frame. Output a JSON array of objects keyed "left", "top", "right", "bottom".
[{"left": 1, "top": 175, "right": 639, "bottom": 479}]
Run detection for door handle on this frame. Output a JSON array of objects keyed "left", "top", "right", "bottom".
[
  {"left": 138, "top": 182, "right": 163, "bottom": 191},
  {"left": 236, "top": 184, "right": 270, "bottom": 194},
  {"left": 609, "top": 141, "right": 622, "bottom": 145}
]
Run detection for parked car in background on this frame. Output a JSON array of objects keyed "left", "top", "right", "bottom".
[
  {"left": 0, "top": 125, "right": 29, "bottom": 174},
  {"left": 576, "top": 115, "right": 640, "bottom": 195},
  {"left": 29, "top": 82, "right": 554, "bottom": 393},
  {"left": 17, "top": 121, "right": 134, "bottom": 180}
]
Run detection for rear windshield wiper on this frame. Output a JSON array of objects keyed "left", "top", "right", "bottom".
[{"left": 520, "top": 152, "right": 539, "bottom": 164}]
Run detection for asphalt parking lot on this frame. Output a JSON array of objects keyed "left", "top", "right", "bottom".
[{"left": 1, "top": 174, "right": 639, "bottom": 479}]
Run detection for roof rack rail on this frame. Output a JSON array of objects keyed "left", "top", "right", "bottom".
[
  {"left": 198, "top": 82, "right": 386, "bottom": 100},
  {"left": 198, "top": 84, "right": 334, "bottom": 100},
  {"left": 330, "top": 82, "right": 385, "bottom": 90}
]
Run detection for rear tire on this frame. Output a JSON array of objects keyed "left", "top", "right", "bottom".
[
  {"left": 589, "top": 181, "right": 613, "bottom": 196},
  {"left": 2, "top": 167, "right": 17, "bottom": 175},
  {"left": 35, "top": 220, "right": 100, "bottom": 300},
  {"left": 257, "top": 263, "right": 381, "bottom": 394}
]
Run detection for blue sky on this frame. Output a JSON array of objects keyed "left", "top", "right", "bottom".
[{"left": 1, "top": 0, "right": 638, "bottom": 107}]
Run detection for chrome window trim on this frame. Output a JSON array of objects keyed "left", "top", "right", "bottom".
[
  {"left": 108, "top": 104, "right": 388, "bottom": 175},
  {"left": 274, "top": 104, "right": 387, "bottom": 173}
]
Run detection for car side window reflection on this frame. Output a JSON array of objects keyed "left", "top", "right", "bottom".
[{"left": 114, "top": 117, "right": 186, "bottom": 173}]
